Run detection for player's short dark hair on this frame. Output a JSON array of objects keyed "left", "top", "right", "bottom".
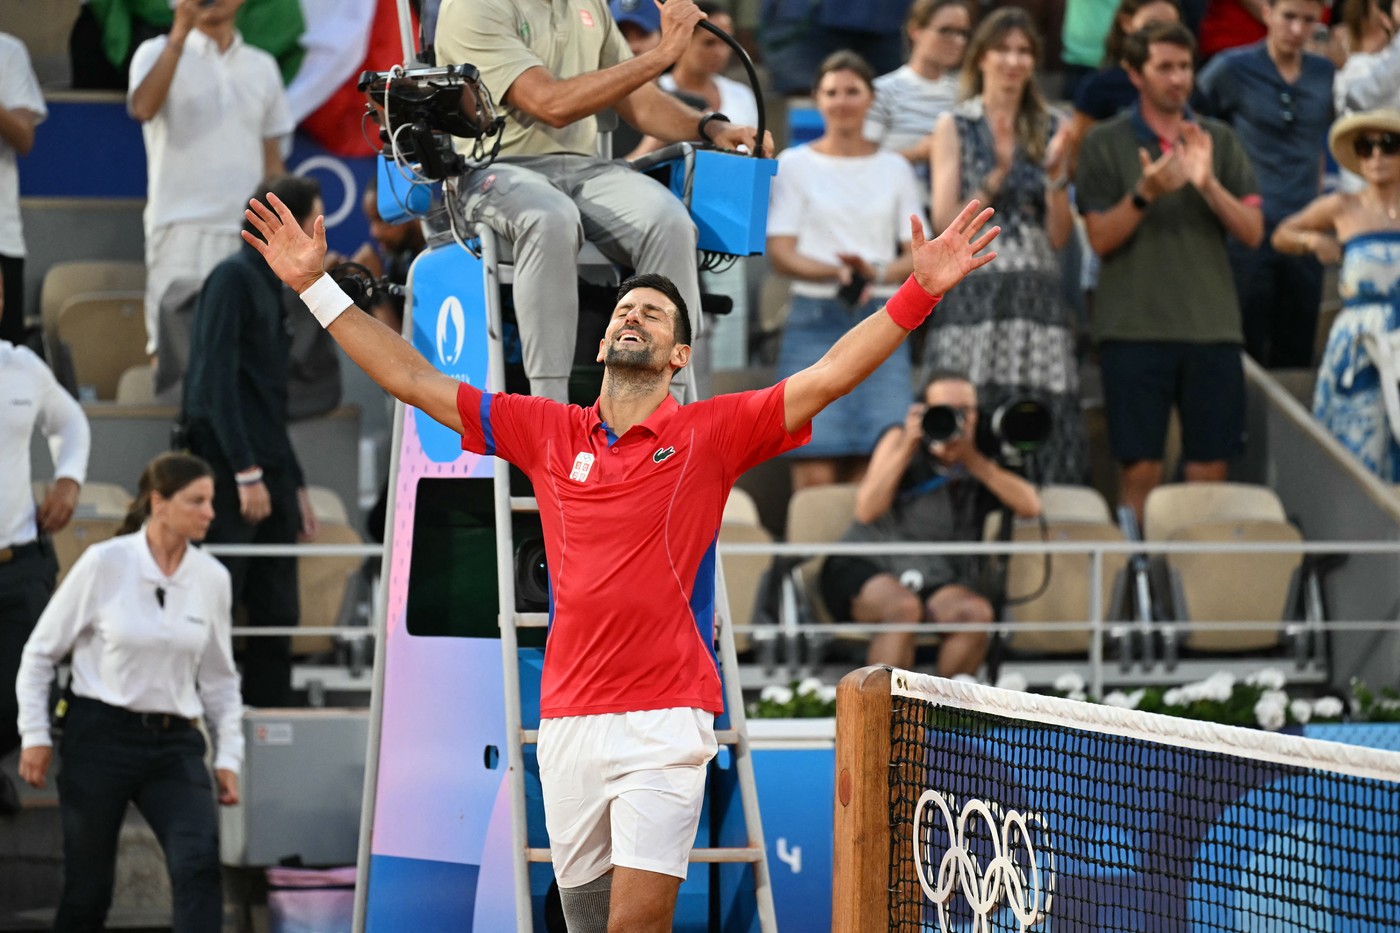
[
  {"left": 1123, "top": 20, "right": 1195, "bottom": 72},
  {"left": 617, "top": 273, "right": 692, "bottom": 346},
  {"left": 243, "top": 174, "right": 322, "bottom": 239}
]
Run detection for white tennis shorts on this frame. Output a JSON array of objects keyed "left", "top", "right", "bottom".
[{"left": 537, "top": 707, "right": 718, "bottom": 888}]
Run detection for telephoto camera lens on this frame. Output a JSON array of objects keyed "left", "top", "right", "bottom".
[
  {"left": 991, "top": 397, "right": 1053, "bottom": 452},
  {"left": 514, "top": 536, "right": 550, "bottom": 611},
  {"left": 921, "top": 404, "right": 964, "bottom": 445}
]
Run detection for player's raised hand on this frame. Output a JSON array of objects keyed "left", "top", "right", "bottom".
[
  {"left": 242, "top": 192, "right": 328, "bottom": 294},
  {"left": 909, "top": 201, "right": 999, "bottom": 297}
]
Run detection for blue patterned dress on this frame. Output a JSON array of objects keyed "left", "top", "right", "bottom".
[{"left": 1314, "top": 231, "right": 1400, "bottom": 480}]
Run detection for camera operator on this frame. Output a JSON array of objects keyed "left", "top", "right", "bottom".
[{"left": 819, "top": 370, "right": 1040, "bottom": 676}]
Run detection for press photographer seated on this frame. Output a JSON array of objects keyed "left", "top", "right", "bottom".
[{"left": 819, "top": 371, "right": 1041, "bottom": 676}]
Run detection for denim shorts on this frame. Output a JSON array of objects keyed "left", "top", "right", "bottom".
[{"left": 777, "top": 294, "right": 912, "bottom": 458}]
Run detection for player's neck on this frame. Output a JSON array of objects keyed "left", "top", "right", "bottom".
[{"left": 598, "top": 371, "right": 672, "bottom": 435}]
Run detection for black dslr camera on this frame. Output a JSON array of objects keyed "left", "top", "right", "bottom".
[{"left": 922, "top": 396, "right": 1053, "bottom": 454}]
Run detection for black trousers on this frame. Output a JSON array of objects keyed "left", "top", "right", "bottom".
[
  {"left": 0, "top": 253, "right": 24, "bottom": 347},
  {"left": 0, "top": 540, "right": 57, "bottom": 757},
  {"left": 192, "top": 437, "right": 300, "bottom": 708},
  {"left": 55, "top": 698, "right": 222, "bottom": 932},
  {"left": 1230, "top": 234, "right": 1325, "bottom": 370}
]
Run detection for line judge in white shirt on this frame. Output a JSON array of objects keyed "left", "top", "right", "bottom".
[
  {"left": 17, "top": 452, "right": 243, "bottom": 932},
  {"left": 0, "top": 337, "right": 89, "bottom": 816}
]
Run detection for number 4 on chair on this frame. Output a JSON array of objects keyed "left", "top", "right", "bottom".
[{"left": 776, "top": 837, "right": 802, "bottom": 874}]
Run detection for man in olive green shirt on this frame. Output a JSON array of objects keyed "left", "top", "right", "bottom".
[
  {"left": 435, "top": 0, "right": 769, "bottom": 403},
  {"left": 1076, "top": 21, "right": 1263, "bottom": 521}
]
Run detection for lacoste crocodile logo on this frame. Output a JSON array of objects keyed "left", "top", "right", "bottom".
[{"left": 653, "top": 446, "right": 676, "bottom": 463}]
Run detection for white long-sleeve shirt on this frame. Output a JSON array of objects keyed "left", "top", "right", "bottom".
[
  {"left": 16, "top": 529, "right": 245, "bottom": 772},
  {"left": 1, "top": 341, "right": 90, "bottom": 549}
]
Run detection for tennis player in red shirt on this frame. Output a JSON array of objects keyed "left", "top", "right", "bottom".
[{"left": 243, "top": 191, "right": 998, "bottom": 933}]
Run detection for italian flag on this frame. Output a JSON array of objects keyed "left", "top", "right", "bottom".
[{"left": 90, "top": 0, "right": 412, "bottom": 156}]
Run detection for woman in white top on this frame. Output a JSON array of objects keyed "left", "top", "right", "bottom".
[
  {"left": 17, "top": 451, "right": 242, "bottom": 933},
  {"left": 768, "top": 50, "right": 924, "bottom": 490}
]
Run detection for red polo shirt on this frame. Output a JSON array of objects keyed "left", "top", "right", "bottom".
[{"left": 457, "top": 380, "right": 810, "bottom": 719}]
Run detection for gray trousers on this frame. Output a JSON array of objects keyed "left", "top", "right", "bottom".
[{"left": 457, "top": 153, "right": 703, "bottom": 402}]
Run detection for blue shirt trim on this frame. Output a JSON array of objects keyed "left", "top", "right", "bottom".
[
  {"left": 480, "top": 393, "right": 496, "bottom": 456},
  {"left": 691, "top": 534, "right": 721, "bottom": 689}
]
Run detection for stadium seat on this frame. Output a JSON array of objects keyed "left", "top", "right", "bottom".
[
  {"left": 305, "top": 486, "right": 350, "bottom": 527},
  {"left": 115, "top": 363, "right": 157, "bottom": 405},
  {"left": 40, "top": 260, "right": 146, "bottom": 361},
  {"left": 296, "top": 521, "right": 365, "bottom": 658},
  {"left": 719, "top": 521, "right": 773, "bottom": 654},
  {"left": 723, "top": 486, "right": 762, "bottom": 527},
  {"left": 55, "top": 291, "right": 149, "bottom": 400},
  {"left": 1143, "top": 482, "right": 1305, "bottom": 655},
  {"left": 34, "top": 479, "right": 132, "bottom": 584},
  {"left": 783, "top": 483, "right": 860, "bottom": 626},
  {"left": 986, "top": 485, "right": 1128, "bottom": 656}
]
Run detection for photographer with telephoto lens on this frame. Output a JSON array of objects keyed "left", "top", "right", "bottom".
[{"left": 819, "top": 370, "right": 1041, "bottom": 676}]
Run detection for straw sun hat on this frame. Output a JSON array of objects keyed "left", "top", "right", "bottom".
[{"left": 1330, "top": 109, "right": 1400, "bottom": 175}]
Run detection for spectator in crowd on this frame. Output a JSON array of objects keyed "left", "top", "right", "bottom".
[
  {"left": 608, "top": 0, "right": 664, "bottom": 158},
  {"left": 1061, "top": 0, "right": 1122, "bottom": 101},
  {"left": 1334, "top": 0, "right": 1400, "bottom": 190},
  {"left": 759, "top": 0, "right": 913, "bottom": 96},
  {"left": 16, "top": 452, "right": 241, "bottom": 931},
  {"left": 660, "top": 2, "right": 759, "bottom": 370},
  {"left": 1198, "top": 0, "right": 1334, "bottom": 370},
  {"left": 1068, "top": 0, "right": 1189, "bottom": 159},
  {"left": 1274, "top": 109, "right": 1400, "bottom": 478},
  {"left": 767, "top": 51, "right": 922, "bottom": 491},
  {"left": 819, "top": 371, "right": 1040, "bottom": 675},
  {"left": 611, "top": 0, "right": 664, "bottom": 56},
  {"left": 1076, "top": 22, "right": 1263, "bottom": 521},
  {"left": 128, "top": 0, "right": 292, "bottom": 356},
  {"left": 181, "top": 176, "right": 320, "bottom": 708},
  {"left": 344, "top": 179, "right": 425, "bottom": 334},
  {"left": 435, "top": 0, "right": 770, "bottom": 403},
  {"left": 0, "top": 35, "right": 44, "bottom": 349},
  {"left": 924, "top": 7, "right": 1090, "bottom": 485},
  {"left": 864, "top": 0, "right": 974, "bottom": 196},
  {"left": 1197, "top": 0, "right": 1269, "bottom": 62},
  {"left": 0, "top": 337, "right": 89, "bottom": 815}
]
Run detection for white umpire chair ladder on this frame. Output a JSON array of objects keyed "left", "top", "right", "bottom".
[{"left": 479, "top": 231, "right": 779, "bottom": 931}]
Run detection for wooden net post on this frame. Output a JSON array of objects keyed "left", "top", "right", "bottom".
[{"left": 833, "top": 665, "right": 892, "bottom": 932}]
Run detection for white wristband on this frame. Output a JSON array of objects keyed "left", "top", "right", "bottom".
[{"left": 299, "top": 273, "right": 352, "bottom": 329}]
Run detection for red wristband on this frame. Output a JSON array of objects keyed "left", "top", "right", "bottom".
[{"left": 884, "top": 276, "right": 941, "bottom": 330}]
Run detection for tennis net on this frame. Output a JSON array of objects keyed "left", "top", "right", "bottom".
[{"left": 834, "top": 666, "right": 1400, "bottom": 933}]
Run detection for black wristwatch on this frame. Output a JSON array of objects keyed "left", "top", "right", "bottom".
[
  {"left": 697, "top": 111, "right": 730, "bottom": 143},
  {"left": 1130, "top": 188, "right": 1151, "bottom": 210}
]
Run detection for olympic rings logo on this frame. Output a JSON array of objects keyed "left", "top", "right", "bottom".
[{"left": 912, "top": 790, "right": 1056, "bottom": 932}]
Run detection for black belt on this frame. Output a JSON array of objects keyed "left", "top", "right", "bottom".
[
  {"left": 69, "top": 696, "right": 198, "bottom": 733},
  {"left": 0, "top": 540, "right": 43, "bottom": 564}
]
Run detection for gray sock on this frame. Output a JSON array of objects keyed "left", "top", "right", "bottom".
[{"left": 558, "top": 872, "right": 612, "bottom": 933}]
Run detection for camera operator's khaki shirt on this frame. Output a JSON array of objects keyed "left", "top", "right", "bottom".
[{"left": 435, "top": 0, "right": 631, "bottom": 159}]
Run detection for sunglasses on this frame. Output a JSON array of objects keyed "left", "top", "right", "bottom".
[{"left": 1354, "top": 133, "right": 1400, "bottom": 159}]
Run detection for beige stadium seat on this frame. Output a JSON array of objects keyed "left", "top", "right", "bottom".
[
  {"left": 115, "top": 363, "right": 157, "bottom": 405},
  {"left": 40, "top": 260, "right": 146, "bottom": 358},
  {"left": 56, "top": 292, "right": 149, "bottom": 400},
  {"left": 783, "top": 483, "right": 860, "bottom": 625},
  {"left": 1143, "top": 482, "right": 1302, "bottom": 653},
  {"left": 305, "top": 486, "right": 350, "bottom": 526},
  {"left": 723, "top": 486, "right": 762, "bottom": 527},
  {"left": 719, "top": 521, "right": 773, "bottom": 654},
  {"left": 987, "top": 486, "right": 1128, "bottom": 656},
  {"left": 50, "top": 518, "right": 124, "bottom": 585},
  {"left": 296, "top": 522, "right": 364, "bottom": 658}
]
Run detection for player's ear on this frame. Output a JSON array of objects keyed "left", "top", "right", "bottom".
[{"left": 596, "top": 337, "right": 606, "bottom": 364}]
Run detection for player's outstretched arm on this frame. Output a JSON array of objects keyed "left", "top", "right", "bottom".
[
  {"left": 782, "top": 201, "right": 998, "bottom": 433},
  {"left": 242, "top": 193, "right": 464, "bottom": 435}
]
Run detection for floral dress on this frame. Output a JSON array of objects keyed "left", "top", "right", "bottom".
[
  {"left": 921, "top": 98, "right": 1089, "bottom": 484},
  {"left": 1313, "top": 231, "right": 1400, "bottom": 480}
]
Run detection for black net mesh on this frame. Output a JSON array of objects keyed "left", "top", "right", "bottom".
[{"left": 887, "top": 695, "right": 1400, "bottom": 932}]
